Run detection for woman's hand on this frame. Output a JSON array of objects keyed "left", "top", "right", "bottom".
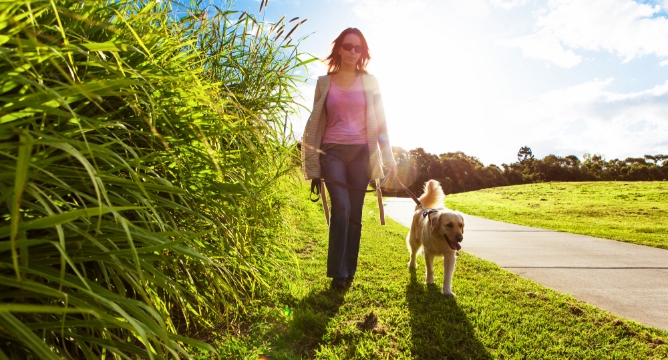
[{"left": 387, "top": 162, "right": 398, "bottom": 178}]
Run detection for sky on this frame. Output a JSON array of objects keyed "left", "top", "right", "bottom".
[{"left": 222, "top": 0, "right": 668, "bottom": 166}]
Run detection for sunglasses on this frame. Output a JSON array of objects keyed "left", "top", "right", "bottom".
[{"left": 341, "top": 43, "right": 364, "bottom": 54}]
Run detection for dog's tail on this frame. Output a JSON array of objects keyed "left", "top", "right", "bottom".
[{"left": 419, "top": 180, "right": 445, "bottom": 209}]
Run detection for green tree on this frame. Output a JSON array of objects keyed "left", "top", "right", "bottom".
[
  {"left": 517, "top": 146, "right": 535, "bottom": 162},
  {"left": 408, "top": 148, "right": 444, "bottom": 196},
  {"left": 582, "top": 153, "right": 608, "bottom": 180}
]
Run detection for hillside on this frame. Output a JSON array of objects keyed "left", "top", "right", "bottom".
[{"left": 445, "top": 181, "right": 668, "bottom": 249}]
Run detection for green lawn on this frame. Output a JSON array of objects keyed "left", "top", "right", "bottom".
[
  {"left": 193, "top": 180, "right": 668, "bottom": 359},
  {"left": 445, "top": 181, "right": 668, "bottom": 249}
]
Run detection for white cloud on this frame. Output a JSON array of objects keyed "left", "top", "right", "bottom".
[
  {"left": 489, "top": 0, "right": 528, "bottom": 10},
  {"left": 499, "top": 0, "right": 668, "bottom": 67},
  {"left": 348, "top": 0, "right": 490, "bottom": 20},
  {"left": 351, "top": 0, "right": 428, "bottom": 21},
  {"left": 488, "top": 78, "right": 668, "bottom": 162},
  {"left": 661, "top": 0, "right": 668, "bottom": 11},
  {"left": 498, "top": 29, "right": 582, "bottom": 68},
  {"left": 450, "top": 0, "right": 491, "bottom": 17},
  {"left": 391, "top": 77, "right": 668, "bottom": 165}
]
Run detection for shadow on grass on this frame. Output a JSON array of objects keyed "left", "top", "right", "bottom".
[
  {"left": 272, "top": 285, "right": 347, "bottom": 358},
  {"left": 406, "top": 269, "right": 492, "bottom": 360}
]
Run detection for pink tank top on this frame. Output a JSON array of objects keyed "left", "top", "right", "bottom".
[{"left": 322, "top": 76, "right": 367, "bottom": 144}]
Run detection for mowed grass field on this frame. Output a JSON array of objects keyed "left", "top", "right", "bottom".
[
  {"left": 445, "top": 181, "right": 668, "bottom": 249},
  {"left": 196, "top": 181, "right": 668, "bottom": 359}
]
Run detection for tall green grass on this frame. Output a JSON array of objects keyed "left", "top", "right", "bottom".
[{"left": 0, "top": 0, "right": 311, "bottom": 358}]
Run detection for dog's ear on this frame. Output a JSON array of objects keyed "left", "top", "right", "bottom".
[
  {"left": 430, "top": 212, "right": 441, "bottom": 233},
  {"left": 459, "top": 214, "right": 465, "bottom": 234}
]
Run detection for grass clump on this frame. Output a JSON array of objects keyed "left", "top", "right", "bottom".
[
  {"left": 0, "top": 0, "right": 311, "bottom": 358},
  {"left": 445, "top": 181, "right": 668, "bottom": 249},
  {"left": 200, "top": 180, "right": 668, "bottom": 359}
]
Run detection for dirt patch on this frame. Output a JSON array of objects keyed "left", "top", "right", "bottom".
[
  {"left": 569, "top": 305, "right": 584, "bottom": 316},
  {"left": 356, "top": 311, "right": 387, "bottom": 335}
]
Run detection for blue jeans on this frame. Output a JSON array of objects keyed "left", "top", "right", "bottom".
[{"left": 320, "top": 143, "right": 371, "bottom": 279}]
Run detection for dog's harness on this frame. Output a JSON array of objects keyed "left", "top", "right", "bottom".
[{"left": 422, "top": 209, "right": 439, "bottom": 218}]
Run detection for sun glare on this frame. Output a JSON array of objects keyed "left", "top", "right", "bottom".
[
  {"left": 358, "top": 2, "right": 508, "bottom": 159},
  {"left": 291, "top": 0, "right": 668, "bottom": 165}
]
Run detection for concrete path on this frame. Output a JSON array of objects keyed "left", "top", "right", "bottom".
[{"left": 382, "top": 197, "right": 668, "bottom": 332}]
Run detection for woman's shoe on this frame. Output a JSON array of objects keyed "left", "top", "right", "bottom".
[
  {"left": 346, "top": 276, "right": 354, "bottom": 287},
  {"left": 331, "top": 278, "right": 347, "bottom": 289}
]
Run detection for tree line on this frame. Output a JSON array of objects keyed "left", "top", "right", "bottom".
[{"left": 382, "top": 146, "right": 668, "bottom": 196}]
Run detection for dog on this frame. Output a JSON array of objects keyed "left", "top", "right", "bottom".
[{"left": 406, "top": 180, "right": 465, "bottom": 296}]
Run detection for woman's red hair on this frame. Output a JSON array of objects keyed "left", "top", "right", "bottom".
[{"left": 325, "top": 28, "right": 371, "bottom": 74}]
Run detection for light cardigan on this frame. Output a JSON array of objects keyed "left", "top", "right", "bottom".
[{"left": 301, "top": 73, "right": 396, "bottom": 181}]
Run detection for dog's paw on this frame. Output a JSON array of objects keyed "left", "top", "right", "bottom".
[
  {"left": 407, "top": 261, "right": 417, "bottom": 269},
  {"left": 442, "top": 290, "right": 456, "bottom": 297}
]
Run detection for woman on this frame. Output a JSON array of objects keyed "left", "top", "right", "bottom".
[{"left": 301, "top": 28, "right": 397, "bottom": 289}]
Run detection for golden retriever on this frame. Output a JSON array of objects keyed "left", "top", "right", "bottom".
[{"left": 406, "top": 180, "right": 465, "bottom": 296}]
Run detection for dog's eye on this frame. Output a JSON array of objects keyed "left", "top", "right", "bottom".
[{"left": 446, "top": 223, "right": 453, "bottom": 228}]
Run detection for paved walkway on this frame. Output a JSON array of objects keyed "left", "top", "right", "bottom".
[{"left": 382, "top": 197, "right": 668, "bottom": 332}]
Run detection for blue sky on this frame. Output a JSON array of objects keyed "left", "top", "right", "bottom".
[{"left": 224, "top": 0, "right": 668, "bottom": 166}]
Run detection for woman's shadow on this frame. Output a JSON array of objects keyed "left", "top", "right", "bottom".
[
  {"left": 406, "top": 269, "right": 492, "bottom": 360},
  {"left": 273, "top": 285, "right": 347, "bottom": 358}
]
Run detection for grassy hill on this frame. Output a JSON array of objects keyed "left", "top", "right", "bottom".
[{"left": 445, "top": 181, "right": 668, "bottom": 249}]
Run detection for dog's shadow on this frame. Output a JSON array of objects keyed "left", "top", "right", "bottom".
[{"left": 406, "top": 269, "right": 492, "bottom": 360}]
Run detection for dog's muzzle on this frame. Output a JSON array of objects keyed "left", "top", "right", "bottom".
[{"left": 445, "top": 234, "right": 463, "bottom": 251}]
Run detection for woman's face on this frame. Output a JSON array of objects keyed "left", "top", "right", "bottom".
[{"left": 337, "top": 33, "right": 363, "bottom": 69}]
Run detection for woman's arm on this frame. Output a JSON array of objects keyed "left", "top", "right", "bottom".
[
  {"left": 371, "top": 76, "right": 396, "bottom": 169},
  {"left": 301, "top": 76, "right": 327, "bottom": 180},
  {"left": 313, "top": 78, "right": 323, "bottom": 107}
]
